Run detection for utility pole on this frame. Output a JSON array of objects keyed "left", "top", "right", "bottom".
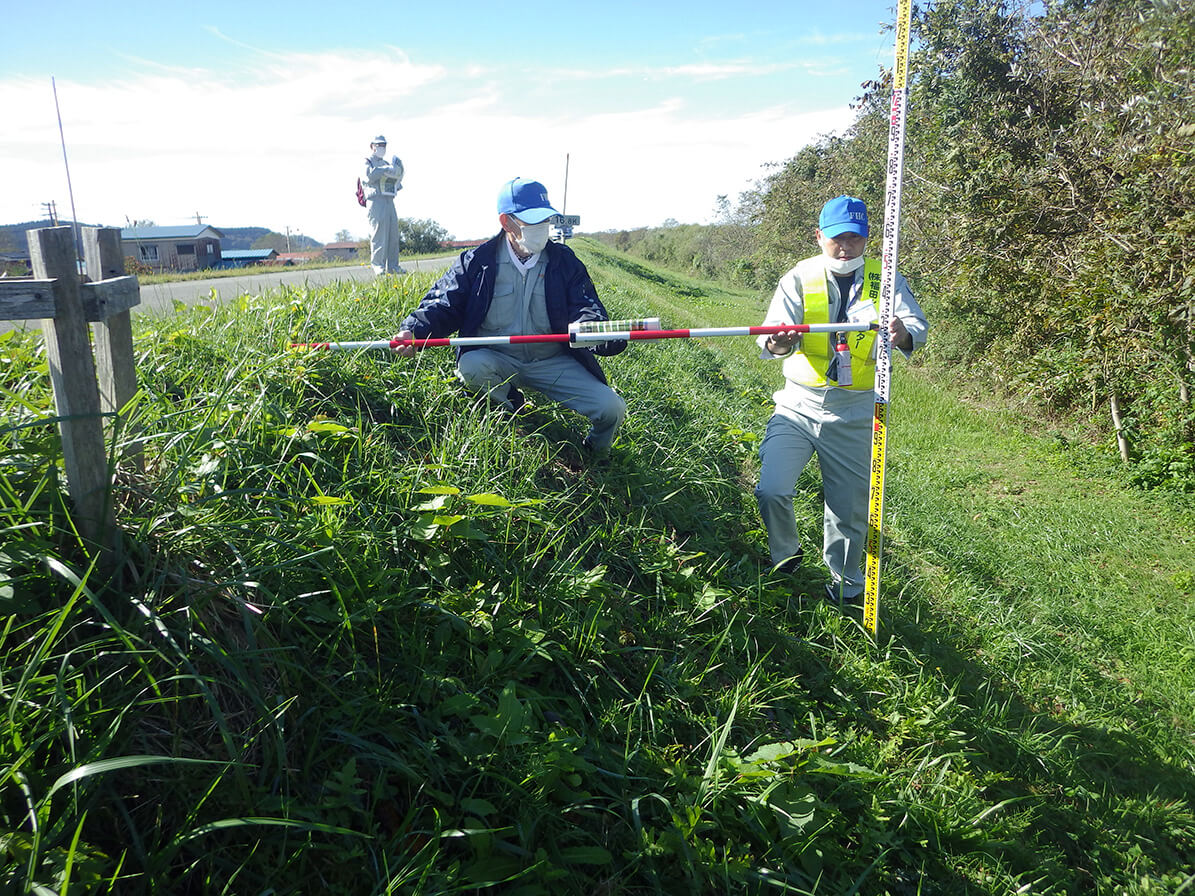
[
  {"left": 194, "top": 212, "right": 205, "bottom": 226},
  {"left": 561, "top": 153, "right": 570, "bottom": 214},
  {"left": 285, "top": 226, "right": 292, "bottom": 252},
  {"left": 42, "top": 201, "right": 59, "bottom": 225},
  {"left": 552, "top": 154, "right": 579, "bottom": 244},
  {"left": 51, "top": 77, "right": 83, "bottom": 264}
]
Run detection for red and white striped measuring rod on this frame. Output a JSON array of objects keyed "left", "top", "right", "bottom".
[{"left": 290, "top": 317, "right": 878, "bottom": 352}]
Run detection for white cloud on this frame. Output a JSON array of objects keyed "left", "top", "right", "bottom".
[
  {"left": 554, "top": 61, "right": 803, "bottom": 81},
  {"left": 0, "top": 47, "right": 857, "bottom": 243}
]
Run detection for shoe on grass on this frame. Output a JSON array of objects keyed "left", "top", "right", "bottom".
[
  {"left": 771, "top": 549, "right": 804, "bottom": 576},
  {"left": 823, "top": 582, "right": 862, "bottom": 606},
  {"left": 581, "top": 437, "right": 611, "bottom": 468}
]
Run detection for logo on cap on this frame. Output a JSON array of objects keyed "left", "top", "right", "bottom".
[
  {"left": 497, "top": 177, "right": 560, "bottom": 225},
  {"left": 819, "top": 195, "right": 869, "bottom": 238}
]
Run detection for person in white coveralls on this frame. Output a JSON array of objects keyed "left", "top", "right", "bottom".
[
  {"left": 754, "top": 195, "right": 928, "bottom": 605},
  {"left": 363, "top": 135, "right": 405, "bottom": 275}
]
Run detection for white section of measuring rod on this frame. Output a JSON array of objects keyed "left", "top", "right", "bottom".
[{"left": 569, "top": 322, "right": 878, "bottom": 342}]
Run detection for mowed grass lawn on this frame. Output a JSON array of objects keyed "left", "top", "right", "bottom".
[{"left": 1, "top": 237, "right": 1191, "bottom": 894}]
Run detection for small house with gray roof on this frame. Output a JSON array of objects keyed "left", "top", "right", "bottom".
[{"left": 121, "top": 225, "right": 224, "bottom": 272}]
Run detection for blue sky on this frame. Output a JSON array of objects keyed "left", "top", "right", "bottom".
[{"left": 2, "top": 1, "right": 902, "bottom": 243}]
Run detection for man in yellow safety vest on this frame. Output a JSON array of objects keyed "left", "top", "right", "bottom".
[{"left": 755, "top": 195, "right": 928, "bottom": 605}]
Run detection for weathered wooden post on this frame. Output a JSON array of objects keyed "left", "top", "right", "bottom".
[
  {"left": 82, "top": 226, "right": 143, "bottom": 469},
  {"left": 28, "top": 225, "right": 114, "bottom": 549}
]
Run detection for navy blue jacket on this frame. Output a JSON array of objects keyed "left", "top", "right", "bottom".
[{"left": 400, "top": 234, "right": 624, "bottom": 383}]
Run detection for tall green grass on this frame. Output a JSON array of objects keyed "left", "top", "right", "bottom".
[{"left": 1, "top": 244, "right": 1192, "bottom": 894}]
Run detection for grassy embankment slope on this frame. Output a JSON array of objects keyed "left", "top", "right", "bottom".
[{"left": 1, "top": 236, "right": 1192, "bottom": 894}]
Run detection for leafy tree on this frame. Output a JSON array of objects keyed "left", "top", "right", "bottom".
[
  {"left": 616, "top": 0, "right": 1195, "bottom": 487},
  {"left": 745, "top": 76, "right": 893, "bottom": 288},
  {"left": 396, "top": 218, "right": 450, "bottom": 254},
  {"left": 861, "top": 0, "right": 1195, "bottom": 483}
]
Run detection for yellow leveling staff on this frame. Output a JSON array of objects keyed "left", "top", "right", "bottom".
[{"left": 863, "top": 0, "right": 913, "bottom": 636}]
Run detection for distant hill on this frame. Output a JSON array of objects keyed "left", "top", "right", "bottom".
[
  {"left": 216, "top": 227, "right": 270, "bottom": 251},
  {"left": 0, "top": 220, "right": 98, "bottom": 255},
  {"left": 219, "top": 227, "right": 322, "bottom": 251}
]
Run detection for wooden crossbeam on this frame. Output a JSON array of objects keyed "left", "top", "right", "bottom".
[
  {"left": 0, "top": 279, "right": 56, "bottom": 320},
  {"left": 0, "top": 274, "right": 141, "bottom": 322}
]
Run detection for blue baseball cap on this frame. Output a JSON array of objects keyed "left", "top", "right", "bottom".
[
  {"left": 818, "top": 195, "right": 869, "bottom": 238},
  {"left": 497, "top": 177, "right": 559, "bottom": 224}
]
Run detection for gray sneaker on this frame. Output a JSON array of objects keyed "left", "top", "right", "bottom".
[
  {"left": 823, "top": 582, "right": 862, "bottom": 606},
  {"left": 771, "top": 550, "right": 804, "bottom": 575}
]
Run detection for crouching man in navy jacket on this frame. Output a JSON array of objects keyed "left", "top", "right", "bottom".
[{"left": 394, "top": 177, "right": 626, "bottom": 460}]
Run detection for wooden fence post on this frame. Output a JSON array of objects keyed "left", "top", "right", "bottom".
[
  {"left": 83, "top": 226, "right": 143, "bottom": 470},
  {"left": 28, "top": 226, "right": 114, "bottom": 550}
]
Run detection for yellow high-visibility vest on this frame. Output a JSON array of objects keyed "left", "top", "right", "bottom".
[{"left": 786, "top": 256, "right": 881, "bottom": 390}]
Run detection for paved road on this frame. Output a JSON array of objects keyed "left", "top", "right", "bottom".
[
  {"left": 137, "top": 256, "right": 454, "bottom": 315},
  {"left": 2, "top": 256, "right": 454, "bottom": 332}
]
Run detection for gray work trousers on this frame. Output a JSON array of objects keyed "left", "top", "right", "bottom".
[
  {"left": 456, "top": 349, "right": 626, "bottom": 452},
  {"left": 367, "top": 196, "right": 401, "bottom": 274},
  {"left": 754, "top": 391, "right": 873, "bottom": 596}
]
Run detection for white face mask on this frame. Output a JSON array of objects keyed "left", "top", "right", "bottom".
[
  {"left": 824, "top": 255, "right": 865, "bottom": 275},
  {"left": 515, "top": 221, "right": 551, "bottom": 256}
]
